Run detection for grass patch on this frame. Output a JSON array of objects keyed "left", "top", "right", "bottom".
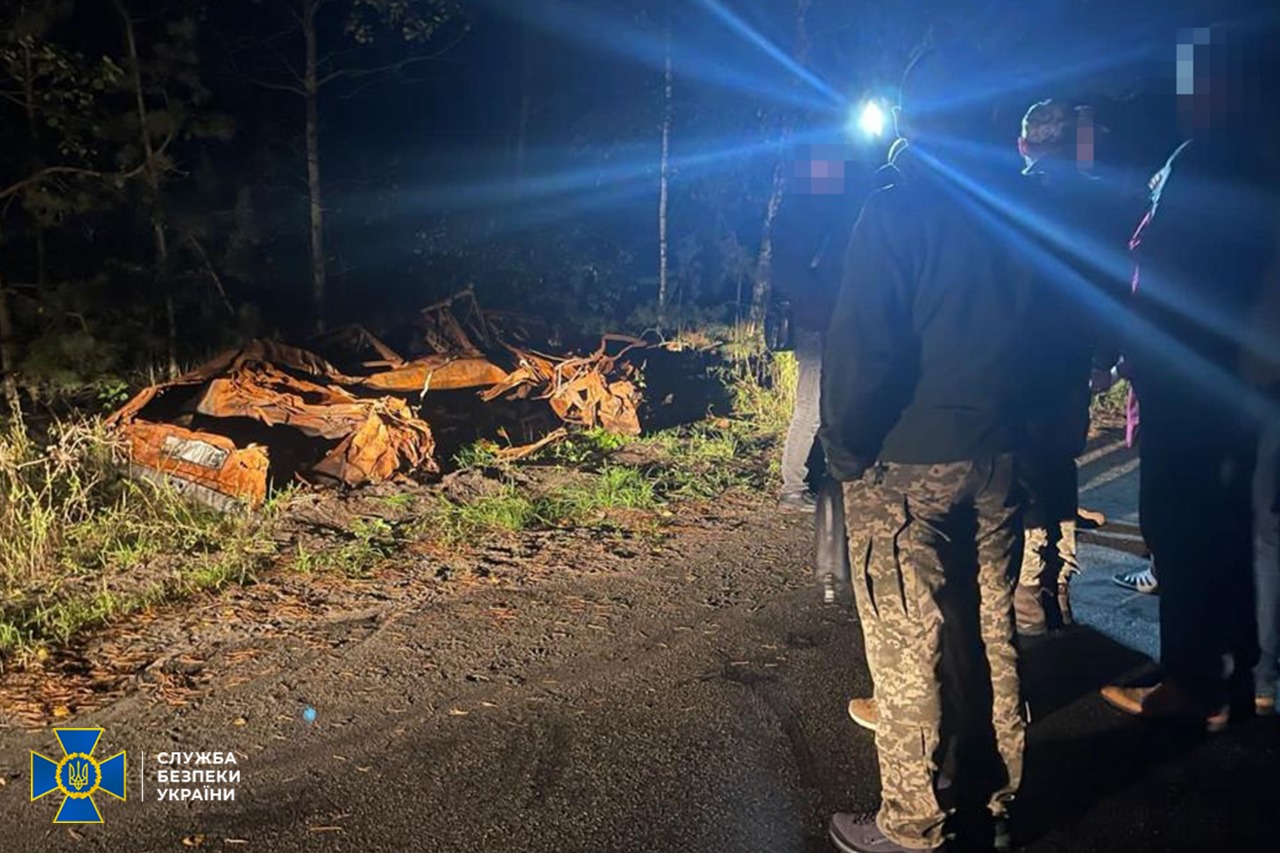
[
  {"left": 644, "top": 422, "right": 743, "bottom": 463},
  {"left": 1091, "top": 378, "right": 1131, "bottom": 422},
  {"left": 452, "top": 440, "right": 505, "bottom": 470},
  {"left": 430, "top": 485, "right": 541, "bottom": 542},
  {"left": 287, "top": 516, "right": 408, "bottom": 579},
  {"left": 640, "top": 421, "right": 763, "bottom": 499},
  {"left": 0, "top": 419, "right": 278, "bottom": 661},
  {"left": 716, "top": 322, "right": 796, "bottom": 436},
  {"left": 329, "top": 517, "right": 398, "bottom": 579},
  {"left": 427, "top": 463, "right": 663, "bottom": 542},
  {"left": 535, "top": 427, "right": 631, "bottom": 466},
  {"left": 538, "top": 465, "right": 659, "bottom": 526}
]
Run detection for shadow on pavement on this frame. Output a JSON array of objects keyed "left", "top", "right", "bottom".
[
  {"left": 1021, "top": 627, "right": 1155, "bottom": 722},
  {"left": 1011, "top": 626, "right": 1280, "bottom": 852}
]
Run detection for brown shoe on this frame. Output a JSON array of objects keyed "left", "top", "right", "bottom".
[
  {"left": 847, "top": 697, "right": 878, "bottom": 732},
  {"left": 1100, "top": 682, "right": 1230, "bottom": 733},
  {"left": 1014, "top": 585, "right": 1047, "bottom": 636},
  {"left": 1077, "top": 506, "right": 1107, "bottom": 528},
  {"left": 1257, "top": 695, "right": 1277, "bottom": 716}
]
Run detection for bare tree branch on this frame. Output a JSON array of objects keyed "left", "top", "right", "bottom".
[
  {"left": 262, "top": 35, "right": 306, "bottom": 85},
  {"left": 316, "top": 28, "right": 468, "bottom": 88},
  {"left": 248, "top": 76, "right": 307, "bottom": 97},
  {"left": 0, "top": 161, "right": 149, "bottom": 204},
  {"left": 184, "top": 233, "right": 236, "bottom": 317}
]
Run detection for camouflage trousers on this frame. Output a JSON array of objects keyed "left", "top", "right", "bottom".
[
  {"left": 843, "top": 456, "right": 1026, "bottom": 849},
  {"left": 1020, "top": 519, "right": 1078, "bottom": 588},
  {"left": 1019, "top": 451, "right": 1079, "bottom": 588}
]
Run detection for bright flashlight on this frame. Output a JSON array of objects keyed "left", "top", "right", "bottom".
[{"left": 855, "top": 100, "right": 887, "bottom": 137}]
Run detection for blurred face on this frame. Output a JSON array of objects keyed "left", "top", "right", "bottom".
[
  {"left": 1018, "top": 102, "right": 1102, "bottom": 172},
  {"left": 791, "top": 145, "right": 850, "bottom": 195},
  {"left": 1074, "top": 106, "right": 1096, "bottom": 172},
  {"left": 1175, "top": 28, "right": 1248, "bottom": 132}
]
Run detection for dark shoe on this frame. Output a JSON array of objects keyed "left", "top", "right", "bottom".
[
  {"left": 778, "top": 490, "right": 818, "bottom": 513},
  {"left": 829, "top": 814, "right": 940, "bottom": 852},
  {"left": 1014, "top": 585, "right": 1047, "bottom": 637}
]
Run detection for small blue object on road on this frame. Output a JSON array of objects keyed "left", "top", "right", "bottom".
[{"left": 303, "top": 706, "right": 317, "bottom": 723}]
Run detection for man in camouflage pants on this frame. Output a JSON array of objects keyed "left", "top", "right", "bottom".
[
  {"left": 822, "top": 46, "right": 1035, "bottom": 852},
  {"left": 838, "top": 462, "right": 1025, "bottom": 850}
]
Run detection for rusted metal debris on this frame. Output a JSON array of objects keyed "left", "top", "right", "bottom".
[
  {"left": 108, "top": 293, "right": 671, "bottom": 508},
  {"left": 108, "top": 341, "right": 438, "bottom": 508},
  {"left": 481, "top": 335, "right": 647, "bottom": 436},
  {"left": 358, "top": 354, "right": 510, "bottom": 396}
]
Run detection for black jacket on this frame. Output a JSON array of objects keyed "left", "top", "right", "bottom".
[
  {"left": 1018, "top": 161, "right": 1134, "bottom": 457},
  {"left": 1127, "top": 136, "right": 1280, "bottom": 441},
  {"left": 772, "top": 186, "right": 863, "bottom": 332},
  {"left": 819, "top": 147, "right": 1040, "bottom": 480}
]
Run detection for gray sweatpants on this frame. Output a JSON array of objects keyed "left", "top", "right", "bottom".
[{"left": 780, "top": 329, "right": 823, "bottom": 496}]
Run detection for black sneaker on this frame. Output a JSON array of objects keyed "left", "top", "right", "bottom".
[{"left": 778, "top": 490, "right": 818, "bottom": 513}]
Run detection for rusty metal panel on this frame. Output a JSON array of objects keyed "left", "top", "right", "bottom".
[
  {"left": 359, "top": 355, "right": 509, "bottom": 394},
  {"left": 119, "top": 421, "right": 269, "bottom": 507},
  {"left": 196, "top": 366, "right": 371, "bottom": 440},
  {"left": 311, "top": 406, "right": 438, "bottom": 486}
]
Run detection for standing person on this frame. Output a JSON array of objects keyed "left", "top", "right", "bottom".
[
  {"left": 821, "top": 45, "right": 1035, "bottom": 853},
  {"left": 1243, "top": 191, "right": 1280, "bottom": 715},
  {"left": 1101, "top": 25, "right": 1280, "bottom": 729},
  {"left": 842, "top": 99, "right": 1134, "bottom": 727},
  {"left": 1251, "top": 421, "right": 1280, "bottom": 714},
  {"left": 773, "top": 145, "right": 861, "bottom": 512},
  {"left": 1013, "top": 99, "right": 1131, "bottom": 635}
]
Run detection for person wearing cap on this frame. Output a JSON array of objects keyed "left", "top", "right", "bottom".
[{"left": 1011, "top": 99, "right": 1130, "bottom": 635}]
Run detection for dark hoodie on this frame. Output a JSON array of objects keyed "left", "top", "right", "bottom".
[
  {"left": 771, "top": 181, "right": 865, "bottom": 333},
  {"left": 819, "top": 146, "right": 1041, "bottom": 480}
]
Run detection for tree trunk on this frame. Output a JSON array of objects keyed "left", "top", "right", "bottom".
[
  {"left": 0, "top": 274, "right": 21, "bottom": 424},
  {"left": 158, "top": 225, "right": 176, "bottom": 378},
  {"left": 796, "top": 0, "right": 812, "bottom": 67},
  {"left": 750, "top": 159, "right": 785, "bottom": 328},
  {"left": 749, "top": 0, "right": 812, "bottom": 330},
  {"left": 657, "top": 21, "right": 672, "bottom": 323},
  {"left": 21, "top": 43, "right": 47, "bottom": 290},
  {"left": 119, "top": 1, "right": 177, "bottom": 378},
  {"left": 304, "top": 0, "right": 327, "bottom": 334}
]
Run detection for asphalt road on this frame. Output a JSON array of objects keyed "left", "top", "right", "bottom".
[{"left": 2, "top": 440, "right": 1278, "bottom": 853}]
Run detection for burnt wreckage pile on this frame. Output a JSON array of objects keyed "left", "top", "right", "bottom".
[{"left": 108, "top": 291, "right": 710, "bottom": 508}]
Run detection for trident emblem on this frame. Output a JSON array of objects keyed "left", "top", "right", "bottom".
[
  {"left": 67, "top": 760, "right": 91, "bottom": 791},
  {"left": 31, "top": 728, "right": 127, "bottom": 823}
]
